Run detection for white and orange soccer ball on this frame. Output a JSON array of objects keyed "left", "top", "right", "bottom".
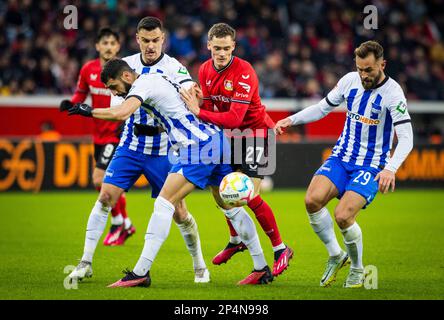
[{"left": 219, "top": 172, "right": 254, "bottom": 207}]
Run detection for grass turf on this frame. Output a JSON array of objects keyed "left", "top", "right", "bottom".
[{"left": 0, "top": 189, "right": 443, "bottom": 300}]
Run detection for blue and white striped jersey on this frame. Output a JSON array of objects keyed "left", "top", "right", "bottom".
[
  {"left": 327, "top": 72, "right": 411, "bottom": 169},
  {"left": 127, "top": 73, "right": 220, "bottom": 148},
  {"left": 110, "top": 53, "right": 193, "bottom": 155}
]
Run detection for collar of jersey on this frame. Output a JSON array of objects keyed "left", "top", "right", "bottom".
[
  {"left": 140, "top": 53, "right": 164, "bottom": 66},
  {"left": 373, "top": 75, "right": 389, "bottom": 89},
  {"left": 212, "top": 56, "right": 234, "bottom": 73}
]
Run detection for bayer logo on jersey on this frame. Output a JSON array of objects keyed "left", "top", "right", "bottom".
[{"left": 219, "top": 172, "right": 254, "bottom": 207}]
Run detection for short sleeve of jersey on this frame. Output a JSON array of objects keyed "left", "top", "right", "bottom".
[
  {"left": 326, "top": 73, "right": 352, "bottom": 106},
  {"left": 387, "top": 86, "right": 411, "bottom": 125},
  {"left": 232, "top": 63, "right": 258, "bottom": 105},
  {"left": 166, "top": 57, "right": 194, "bottom": 89},
  {"left": 126, "top": 75, "right": 153, "bottom": 103}
]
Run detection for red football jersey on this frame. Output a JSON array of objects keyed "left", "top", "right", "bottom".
[
  {"left": 71, "top": 59, "right": 121, "bottom": 144},
  {"left": 198, "top": 56, "right": 275, "bottom": 137}
]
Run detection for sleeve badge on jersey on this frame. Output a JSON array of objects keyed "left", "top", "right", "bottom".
[
  {"left": 224, "top": 80, "right": 233, "bottom": 91},
  {"left": 395, "top": 101, "right": 407, "bottom": 114},
  {"left": 238, "top": 81, "right": 251, "bottom": 93},
  {"left": 178, "top": 67, "right": 188, "bottom": 75}
]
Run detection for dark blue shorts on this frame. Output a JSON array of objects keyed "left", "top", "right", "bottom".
[
  {"left": 170, "top": 130, "right": 233, "bottom": 189},
  {"left": 103, "top": 147, "right": 171, "bottom": 198},
  {"left": 315, "top": 156, "right": 380, "bottom": 208}
]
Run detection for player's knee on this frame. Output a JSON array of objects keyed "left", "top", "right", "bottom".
[
  {"left": 304, "top": 193, "right": 324, "bottom": 213},
  {"left": 92, "top": 170, "right": 104, "bottom": 188},
  {"left": 92, "top": 176, "right": 102, "bottom": 188},
  {"left": 98, "top": 190, "right": 116, "bottom": 208},
  {"left": 334, "top": 208, "right": 354, "bottom": 229},
  {"left": 173, "top": 204, "right": 188, "bottom": 224}
]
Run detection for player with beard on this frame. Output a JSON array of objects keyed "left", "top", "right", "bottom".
[
  {"left": 67, "top": 18, "right": 210, "bottom": 284},
  {"left": 275, "top": 41, "right": 414, "bottom": 288}
]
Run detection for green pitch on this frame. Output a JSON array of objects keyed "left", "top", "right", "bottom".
[{"left": 0, "top": 189, "right": 443, "bottom": 300}]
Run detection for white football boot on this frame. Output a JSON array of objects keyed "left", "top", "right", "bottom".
[
  {"left": 194, "top": 268, "right": 210, "bottom": 283},
  {"left": 69, "top": 260, "right": 93, "bottom": 282}
]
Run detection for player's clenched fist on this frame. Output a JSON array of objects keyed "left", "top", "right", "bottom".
[
  {"left": 274, "top": 117, "right": 293, "bottom": 135},
  {"left": 59, "top": 100, "right": 73, "bottom": 112},
  {"left": 68, "top": 103, "right": 93, "bottom": 117}
]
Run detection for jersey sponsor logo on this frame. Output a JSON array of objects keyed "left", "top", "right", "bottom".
[
  {"left": 241, "top": 74, "right": 250, "bottom": 79},
  {"left": 210, "top": 95, "right": 231, "bottom": 103},
  {"left": 90, "top": 73, "right": 98, "bottom": 81},
  {"left": 224, "top": 80, "right": 233, "bottom": 91},
  {"left": 206, "top": 80, "right": 211, "bottom": 86},
  {"left": 238, "top": 81, "right": 251, "bottom": 93},
  {"left": 396, "top": 101, "right": 407, "bottom": 114},
  {"left": 347, "top": 111, "right": 381, "bottom": 125},
  {"left": 235, "top": 92, "right": 249, "bottom": 99},
  {"left": 88, "top": 85, "right": 111, "bottom": 96}
]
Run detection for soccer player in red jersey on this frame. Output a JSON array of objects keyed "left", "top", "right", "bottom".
[
  {"left": 60, "top": 28, "right": 135, "bottom": 246},
  {"left": 181, "top": 23, "right": 293, "bottom": 277}
]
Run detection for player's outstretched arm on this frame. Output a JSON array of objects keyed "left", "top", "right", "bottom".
[
  {"left": 374, "top": 122, "right": 413, "bottom": 194},
  {"left": 68, "top": 97, "right": 141, "bottom": 121},
  {"left": 274, "top": 118, "right": 293, "bottom": 135},
  {"left": 275, "top": 98, "right": 336, "bottom": 134}
]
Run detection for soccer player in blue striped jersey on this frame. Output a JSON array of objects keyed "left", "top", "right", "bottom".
[
  {"left": 68, "top": 17, "right": 210, "bottom": 284},
  {"left": 69, "top": 58, "right": 273, "bottom": 286},
  {"left": 275, "top": 41, "right": 414, "bottom": 288}
]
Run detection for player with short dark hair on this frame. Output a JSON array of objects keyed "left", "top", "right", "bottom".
[
  {"left": 180, "top": 22, "right": 293, "bottom": 277},
  {"left": 59, "top": 27, "right": 135, "bottom": 246},
  {"left": 275, "top": 40, "right": 414, "bottom": 288}
]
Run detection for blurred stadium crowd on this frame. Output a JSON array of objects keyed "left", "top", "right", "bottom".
[{"left": 1, "top": 0, "right": 444, "bottom": 100}]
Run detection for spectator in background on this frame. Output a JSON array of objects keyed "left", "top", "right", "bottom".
[{"left": 0, "top": 0, "right": 442, "bottom": 102}]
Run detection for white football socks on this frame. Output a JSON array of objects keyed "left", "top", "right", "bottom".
[
  {"left": 308, "top": 207, "right": 342, "bottom": 257},
  {"left": 124, "top": 217, "right": 132, "bottom": 229},
  {"left": 133, "top": 196, "right": 175, "bottom": 276},
  {"left": 222, "top": 207, "right": 267, "bottom": 271},
  {"left": 176, "top": 213, "right": 206, "bottom": 270},
  {"left": 230, "top": 236, "right": 241, "bottom": 245},
  {"left": 341, "top": 222, "right": 363, "bottom": 269},
  {"left": 81, "top": 200, "right": 111, "bottom": 263},
  {"left": 111, "top": 213, "right": 123, "bottom": 226}
]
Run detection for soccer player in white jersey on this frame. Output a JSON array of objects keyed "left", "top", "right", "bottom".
[
  {"left": 275, "top": 41, "right": 414, "bottom": 288},
  {"left": 67, "top": 17, "right": 210, "bottom": 284},
  {"left": 68, "top": 59, "right": 274, "bottom": 286}
]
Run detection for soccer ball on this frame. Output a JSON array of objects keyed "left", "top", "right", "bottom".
[{"left": 219, "top": 172, "right": 254, "bottom": 207}]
